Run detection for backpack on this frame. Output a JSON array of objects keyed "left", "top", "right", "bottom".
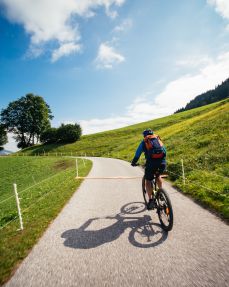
[{"left": 144, "top": 134, "right": 166, "bottom": 159}]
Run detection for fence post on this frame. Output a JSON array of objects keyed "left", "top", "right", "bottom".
[
  {"left": 82, "top": 158, "right": 86, "bottom": 167},
  {"left": 181, "top": 159, "right": 186, "bottom": 185},
  {"left": 76, "top": 158, "right": 79, "bottom": 178},
  {"left": 13, "top": 184, "right": 23, "bottom": 230}
]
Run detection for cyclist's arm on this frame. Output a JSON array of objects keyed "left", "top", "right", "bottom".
[{"left": 131, "top": 141, "right": 144, "bottom": 165}]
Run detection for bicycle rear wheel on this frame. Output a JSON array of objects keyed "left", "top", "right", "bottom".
[{"left": 156, "top": 189, "right": 173, "bottom": 231}]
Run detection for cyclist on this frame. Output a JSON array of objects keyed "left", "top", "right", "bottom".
[{"left": 131, "top": 128, "right": 166, "bottom": 210}]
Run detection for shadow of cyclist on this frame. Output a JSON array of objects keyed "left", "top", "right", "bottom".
[{"left": 61, "top": 202, "right": 168, "bottom": 249}]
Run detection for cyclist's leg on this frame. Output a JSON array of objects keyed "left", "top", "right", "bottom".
[
  {"left": 156, "top": 175, "right": 162, "bottom": 189},
  {"left": 145, "top": 179, "right": 153, "bottom": 200},
  {"left": 145, "top": 160, "right": 155, "bottom": 200},
  {"left": 156, "top": 162, "right": 166, "bottom": 189}
]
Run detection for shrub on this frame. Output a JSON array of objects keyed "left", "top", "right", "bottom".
[
  {"left": 57, "top": 123, "right": 81, "bottom": 143},
  {"left": 40, "top": 128, "right": 58, "bottom": 144}
]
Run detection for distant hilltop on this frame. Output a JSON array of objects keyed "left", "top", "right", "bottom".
[{"left": 175, "top": 77, "right": 229, "bottom": 113}]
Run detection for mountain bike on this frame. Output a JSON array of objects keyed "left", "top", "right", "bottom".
[{"left": 142, "top": 173, "right": 173, "bottom": 232}]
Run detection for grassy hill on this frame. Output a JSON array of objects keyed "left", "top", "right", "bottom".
[
  {"left": 21, "top": 99, "right": 229, "bottom": 219},
  {"left": 0, "top": 156, "right": 92, "bottom": 285}
]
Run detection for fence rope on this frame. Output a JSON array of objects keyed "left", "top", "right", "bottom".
[
  {"left": 21, "top": 172, "right": 74, "bottom": 214},
  {"left": 167, "top": 168, "right": 225, "bottom": 195},
  {"left": 0, "top": 169, "right": 71, "bottom": 205},
  {"left": 0, "top": 216, "right": 18, "bottom": 231},
  {"left": 76, "top": 176, "right": 142, "bottom": 179},
  {"left": 184, "top": 166, "right": 229, "bottom": 180},
  {"left": 184, "top": 177, "right": 226, "bottom": 195},
  {"left": 167, "top": 160, "right": 228, "bottom": 180},
  {"left": 0, "top": 172, "right": 74, "bottom": 230}
]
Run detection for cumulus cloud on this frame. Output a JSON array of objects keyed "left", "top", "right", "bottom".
[
  {"left": 81, "top": 51, "right": 229, "bottom": 134},
  {"left": 0, "top": 0, "right": 126, "bottom": 61},
  {"left": 113, "top": 18, "right": 133, "bottom": 33},
  {"left": 51, "top": 42, "right": 81, "bottom": 62},
  {"left": 207, "top": 0, "right": 229, "bottom": 19},
  {"left": 95, "top": 42, "right": 125, "bottom": 69}
]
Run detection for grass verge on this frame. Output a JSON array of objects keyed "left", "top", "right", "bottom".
[{"left": 0, "top": 156, "right": 92, "bottom": 285}]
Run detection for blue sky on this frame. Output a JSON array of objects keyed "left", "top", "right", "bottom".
[{"left": 1, "top": 0, "right": 229, "bottom": 151}]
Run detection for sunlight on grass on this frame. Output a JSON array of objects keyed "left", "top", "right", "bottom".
[{"left": 0, "top": 157, "right": 92, "bottom": 285}]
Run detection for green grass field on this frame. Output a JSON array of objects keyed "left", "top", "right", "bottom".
[
  {"left": 0, "top": 156, "right": 92, "bottom": 285},
  {"left": 20, "top": 99, "right": 229, "bottom": 220}
]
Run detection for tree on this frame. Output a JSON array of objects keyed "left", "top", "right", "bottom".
[
  {"left": 40, "top": 128, "right": 58, "bottom": 144},
  {"left": 0, "top": 124, "right": 7, "bottom": 151},
  {"left": 1, "top": 94, "right": 53, "bottom": 149},
  {"left": 57, "top": 123, "right": 82, "bottom": 143}
]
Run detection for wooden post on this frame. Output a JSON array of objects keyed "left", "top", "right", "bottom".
[{"left": 13, "top": 184, "right": 23, "bottom": 230}]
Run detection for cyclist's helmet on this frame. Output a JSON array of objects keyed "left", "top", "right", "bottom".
[{"left": 143, "top": 128, "right": 153, "bottom": 137}]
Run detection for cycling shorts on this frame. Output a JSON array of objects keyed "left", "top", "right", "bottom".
[{"left": 145, "top": 159, "right": 166, "bottom": 181}]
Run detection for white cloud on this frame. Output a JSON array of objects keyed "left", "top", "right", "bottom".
[
  {"left": 95, "top": 42, "right": 125, "bottom": 69},
  {"left": 176, "top": 55, "right": 212, "bottom": 68},
  {"left": 3, "top": 133, "right": 19, "bottom": 152},
  {"left": 81, "top": 51, "right": 229, "bottom": 134},
  {"left": 0, "top": 0, "right": 126, "bottom": 61},
  {"left": 207, "top": 0, "right": 229, "bottom": 19},
  {"left": 51, "top": 42, "right": 81, "bottom": 62},
  {"left": 113, "top": 18, "right": 133, "bottom": 33},
  {"left": 5, "top": 51, "right": 229, "bottom": 143}
]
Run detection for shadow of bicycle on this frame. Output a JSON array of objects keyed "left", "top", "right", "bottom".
[{"left": 61, "top": 202, "right": 168, "bottom": 249}]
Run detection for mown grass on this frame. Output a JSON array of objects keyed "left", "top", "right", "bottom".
[
  {"left": 0, "top": 156, "right": 92, "bottom": 285},
  {"left": 20, "top": 99, "right": 229, "bottom": 219}
]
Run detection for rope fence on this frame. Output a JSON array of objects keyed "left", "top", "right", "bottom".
[
  {"left": 0, "top": 162, "right": 80, "bottom": 231},
  {"left": 1, "top": 155, "right": 227, "bottom": 232},
  {"left": 10, "top": 152, "right": 228, "bottom": 180}
]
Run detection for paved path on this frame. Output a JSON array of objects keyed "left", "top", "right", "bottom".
[{"left": 5, "top": 158, "right": 229, "bottom": 287}]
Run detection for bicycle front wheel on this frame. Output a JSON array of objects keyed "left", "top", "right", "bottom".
[{"left": 156, "top": 189, "right": 173, "bottom": 231}]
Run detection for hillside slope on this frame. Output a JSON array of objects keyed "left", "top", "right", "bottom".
[{"left": 22, "top": 99, "right": 229, "bottom": 219}]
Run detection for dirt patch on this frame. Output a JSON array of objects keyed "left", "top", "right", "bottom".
[{"left": 53, "top": 160, "right": 73, "bottom": 171}]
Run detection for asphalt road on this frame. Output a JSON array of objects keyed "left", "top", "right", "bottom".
[{"left": 5, "top": 157, "right": 229, "bottom": 287}]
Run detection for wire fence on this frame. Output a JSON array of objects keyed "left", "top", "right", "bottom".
[
  {"left": 0, "top": 158, "right": 83, "bottom": 232},
  {"left": 1, "top": 154, "right": 228, "bottom": 232},
  {"left": 166, "top": 159, "right": 228, "bottom": 197},
  {"left": 8, "top": 152, "right": 228, "bottom": 178}
]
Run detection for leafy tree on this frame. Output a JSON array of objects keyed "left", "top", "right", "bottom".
[
  {"left": 0, "top": 124, "right": 7, "bottom": 151},
  {"left": 40, "top": 128, "right": 58, "bottom": 144},
  {"left": 1, "top": 94, "right": 53, "bottom": 149},
  {"left": 57, "top": 123, "right": 82, "bottom": 143}
]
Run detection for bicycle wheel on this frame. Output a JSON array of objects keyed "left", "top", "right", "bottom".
[
  {"left": 156, "top": 189, "right": 173, "bottom": 231},
  {"left": 142, "top": 175, "right": 148, "bottom": 206}
]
